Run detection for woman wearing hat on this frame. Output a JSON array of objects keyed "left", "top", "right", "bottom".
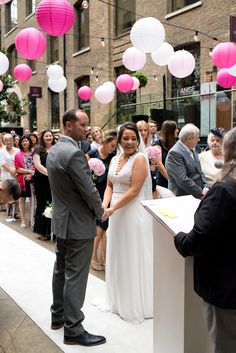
[{"left": 199, "top": 128, "right": 224, "bottom": 186}]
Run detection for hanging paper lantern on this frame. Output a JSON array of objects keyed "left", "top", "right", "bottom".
[
  {"left": 103, "top": 81, "right": 116, "bottom": 92},
  {"left": 151, "top": 42, "right": 174, "bottom": 66},
  {"left": 14, "top": 64, "right": 32, "bottom": 82},
  {"left": 168, "top": 50, "right": 195, "bottom": 78},
  {"left": 130, "top": 17, "right": 165, "bottom": 53},
  {"left": 0, "top": 80, "right": 3, "bottom": 92},
  {"left": 226, "top": 63, "right": 236, "bottom": 77},
  {"left": 95, "top": 85, "right": 114, "bottom": 104},
  {"left": 48, "top": 76, "right": 67, "bottom": 92},
  {"left": 15, "top": 28, "right": 46, "bottom": 60},
  {"left": 78, "top": 86, "right": 93, "bottom": 100},
  {"left": 131, "top": 77, "right": 140, "bottom": 90},
  {"left": 47, "top": 64, "right": 64, "bottom": 80},
  {"left": 212, "top": 42, "right": 236, "bottom": 69},
  {"left": 116, "top": 74, "right": 134, "bottom": 92},
  {"left": 216, "top": 69, "right": 236, "bottom": 88},
  {"left": 0, "top": 0, "right": 12, "bottom": 4},
  {"left": 122, "top": 47, "right": 146, "bottom": 71},
  {"left": 36, "top": 0, "right": 75, "bottom": 36},
  {"left": 0, "top": 52, "right": 9, "bottom": 75}
]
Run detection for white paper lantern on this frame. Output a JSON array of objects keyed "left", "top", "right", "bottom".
[
  {"left": 47, "top": 64, "right": 64, "bottom": 80},
  {"left": 103, "top": 81, "right": 116, "bottom": 92},
  {"left": 130, "top": 17, "right": 165, "bottom": 53},
  {"left": 0, "top": 80, "right": 3, "bottom": 92},
  {"left": 131, "top": 77, "right": 140, "bottom": 90},
  {"left": 151, "top": 42, "right": 174, "bottom": 66},
  {"left": 122, "top": 47, "right": 146, "bottom": 71},
  {"left": 95, "top": 85, "right": 114, "bottom": 104},
  {"left": 226, "top": 63, "right": 236, "bottom": 77},
  {"left": 0, "top": 52, "right": 9, "bottom": 75},
  {"left": 168, "top": 50, "right": 195, "bottom": 78},
  {"left": 48, "top": 76, "right": 67, "bottom": 92}
]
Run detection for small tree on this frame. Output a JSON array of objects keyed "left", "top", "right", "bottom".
[
  {"left": 132, "top": 71, "right": 148, "bottom": 102},
  {"left": 0, "top": 74, "right": 27, "bottom": 125}
]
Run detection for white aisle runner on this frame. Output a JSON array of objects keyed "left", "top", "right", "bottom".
[{"left": 0, "top": 222, "right": 152, "bottom": 353}]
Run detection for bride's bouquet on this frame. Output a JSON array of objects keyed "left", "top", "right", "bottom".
[
  {"left": 145, "top": 146, "right": 162, "bottom": 161},
  {"left": 88, "top": 158, "right": 106, "bottom": 180},
  {"left": 43, "top": 203, "right": 52, "bottom": 219}
]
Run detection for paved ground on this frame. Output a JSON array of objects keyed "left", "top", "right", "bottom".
[{"left": 0, "top": 204, "right": 104, "bottom": 353}]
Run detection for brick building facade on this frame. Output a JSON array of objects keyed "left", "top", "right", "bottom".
[{"left": 0, "top": 0, "right": 235, "bottom": 132}]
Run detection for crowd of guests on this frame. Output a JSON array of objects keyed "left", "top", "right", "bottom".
[{"left": 0, "top": 121, "right": 226, "bottom": 245}]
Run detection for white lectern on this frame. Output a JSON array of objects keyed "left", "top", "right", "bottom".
[{"left": 142, "top": 196, "right": 213, "bottom": 353}]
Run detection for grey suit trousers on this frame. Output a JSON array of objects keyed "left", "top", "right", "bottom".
[
  {"left": 203, "top": 300, "right": 236, "bottom": 353},
  {"left": 51, "top": 237, "right": 94, "bottom": 336}
]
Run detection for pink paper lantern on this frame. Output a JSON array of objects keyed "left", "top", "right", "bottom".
[
  {"left": 131, "top": 77, "right": 140, "bottom": 90},
  {"left": 14, "top": 64, "right": 32, "bottom": 82},
  {"left": 36, "top": 0, "right": 75, "bottom": 36},
  {"left": 15, "top": 28, "right": 46, "bottom": 60},
  {"left": 122, "top": 47, "right": 146, "bottom": 71},
  {"left": 216, "top": 69, "right": 236, "bottom": 88},
  {"left": 212, "top": 42, "right": 236, "bottom": 69},
  {"left": 0, "top": 0, "right": 12, "bottom": 4},
  {"left": 78, "top": 86, "right": 93, "bottom": 101},
  {"left": 116, "top": 74, "right": 134, "bottom": 93},
  {"left": 0, "top": 80, "right": 3, "bottom": 92}
]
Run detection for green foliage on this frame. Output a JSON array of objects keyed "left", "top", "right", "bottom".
[
  {"left": 0, "top": 74, "right": 27, "bottom": 124},
  {"left": 132, "top": 71, "right": 148, "bottom": 88}
]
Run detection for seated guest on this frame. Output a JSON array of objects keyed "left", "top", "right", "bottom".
[
  {"left": 199, "top": 128, "right": 224, "bottom": 186},
  {"left": 165, "top": 123, "right": 209, "bottom": 199},
  {"left": 0, "top": 179, "right": 21, "bottom": 204}
]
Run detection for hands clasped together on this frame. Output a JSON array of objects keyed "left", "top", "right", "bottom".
[{"left": 101, "top": 208, "right": 114, "bottom": 222}]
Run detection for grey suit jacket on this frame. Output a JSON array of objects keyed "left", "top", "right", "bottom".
[
  {"left": 46, "top": 136, "right": 104, "bottom": 239},
  {"left": 165, "top": 140, "right": 209, "bottom": 198}
]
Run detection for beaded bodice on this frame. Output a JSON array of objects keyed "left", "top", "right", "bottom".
[{"left": 109, "top": 152, "right": 145, "bottom": 194}]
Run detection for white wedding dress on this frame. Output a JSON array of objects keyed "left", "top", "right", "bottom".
[{"left": 104, "top": 151, "right": 153, "bottom": 324}]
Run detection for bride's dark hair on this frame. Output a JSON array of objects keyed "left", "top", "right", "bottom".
[{"left": 118, "top": 122, "right": 140, "bottom": 146}]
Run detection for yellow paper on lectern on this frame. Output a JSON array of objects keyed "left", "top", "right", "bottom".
[{"left": 158, "top": 208, "right": 178, "bottom": 219}]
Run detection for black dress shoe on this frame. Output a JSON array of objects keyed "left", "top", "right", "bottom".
[
  {"left": 64, "top": 330, "right": 106, "bottom": 346},
  {"left": 51, "top": 320, "right": 64, "bottom": 330}
]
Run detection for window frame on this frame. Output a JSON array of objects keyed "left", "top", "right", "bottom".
[
  {"left": 74, "top": 1, "right": 90, "bottom": 53},
  {"left": 115, "top": 0, "right": 135, "bottom": 37}
]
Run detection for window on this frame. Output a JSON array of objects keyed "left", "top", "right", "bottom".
[
  {"left": 5, "top": 0, "right": 18, "bottom": 33},
  {"left": 27, "top": 60, "right": 36, "bottom": 72},
  {"left": 8, "top": 44, "right": 18, "bottom": 76},
  {"left": 74, "top": 1, "right": 89, "bottom": 52},
  {"left": 172, "top": 0, "right": 199, "bottom": 12},
  {"left": 49, "top": 90, "right": 60, "bottom": 129},
  {"left": 26, "top": 0, "right": 36, "bottom": 17},
  {"left": 48, "top": 36, "right": 59, "bottom": 63},
  {"left": 116, "top": 0, "right": 135, "bottom": 36},
  {"left": 75, "top": 76, "right": 91, "bottom": 120}
]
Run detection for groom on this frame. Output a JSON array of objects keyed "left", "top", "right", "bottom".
[{"left": 47, "top": 108, "right": 108, "bottom": 346}]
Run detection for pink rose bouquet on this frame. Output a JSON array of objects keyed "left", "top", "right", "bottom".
[
  {"left": 145, "top": 146, "right": 162, "bottom": 161},
  {"left": 88, "top": 158, "right": 106, "bottom": 177}
]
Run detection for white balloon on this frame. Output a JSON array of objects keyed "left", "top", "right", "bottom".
[
  {"left": 122, "top": 47, "right": 146, "bottom": 71},
  {"left": 168, "top": 50, "right": 195, "bottom": 78},
  {"left": 226, "top": 64, "right": 236, "bottom": 77},
  {"left": 47, "top": 64, "right": 64, "bottom": 80},
  {"left": 0, "top": 52, "right": 9, "bottom": 75},
  {"left": 103, "top": 81, "right": 116, "bottom": 92},
  {"left": 131, "top": 77, "right": 140, "bottom": 90},
  {"left": 130, "top": 17, "right": 165, "bottom": 53},
  {"left": 151, "top": 42, "right": 174, "bottom": 66},
  {"left": 48, "top": 76, "right": 67, "bottom": 92},
  {"left": 95, "top": 85, "right": 114, "bottom": 104}
]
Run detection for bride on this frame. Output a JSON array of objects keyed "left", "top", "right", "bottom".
[{"left": 102, "top": 122, "right": 153, "bottom": 324}]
